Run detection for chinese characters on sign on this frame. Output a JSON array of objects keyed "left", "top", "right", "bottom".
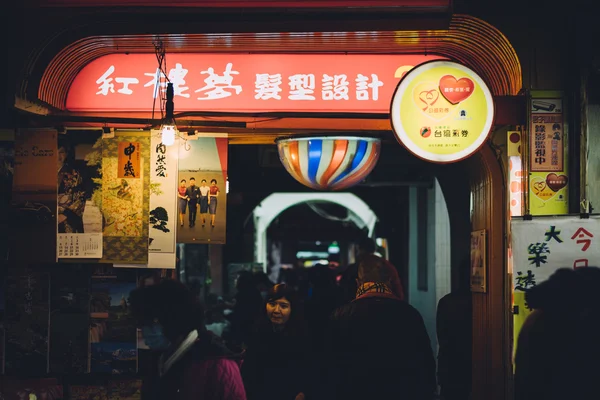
[
  {"left": 97, "top": 65, "right": 140, "bottom": 96},
  {"left": 428, "top": 125, "right": 470, "bottom": 148},
  {"left": 96, "top": 64, "right": 383, "bottom": 102},
  {"left": 511, "top": 217, "right": 599, "bottom": 294},
  {"left": 530, "top": 98, "right": 564, "bottom": 172},
  {"left": 155, "top": 142, "right": 167, "bottom": 178},
  {"left": 527, "top": 95, "right": 568, "bottom": 216},
  {"left": 148, "top": 132, "right": 178, "bottom": 255},
  {"left": 66, "top": 53, "right": 442, "bottom": 113},
  {"left": 118, "top": 142, "right": 141, "bottom": 179},
  {"left": 145, "top": 63, "right": 190, "bottom": 99},
  {"left": 571, "top": 227, "right": 593, "bottom": 268},
  {"left": 390, "top": 61, "right": 494, "bottom": 164},
  {"left": 515, "top": 270, "right": 536, "bottom": 291}
]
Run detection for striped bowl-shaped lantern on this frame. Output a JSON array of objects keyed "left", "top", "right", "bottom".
[{"left": 276, "top": 136, "right": 381, "bottom": 190}]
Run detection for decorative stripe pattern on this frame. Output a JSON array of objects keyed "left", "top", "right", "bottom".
[{"left": 277, "top": 136, "right": 381, "bottom": 190}]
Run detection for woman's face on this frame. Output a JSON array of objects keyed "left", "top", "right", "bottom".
[
  {"left": 57, "top": 146, "right": 67, "bottom": 165},
  {"left": 266, "top": 297, "right": 291, "bottom": 326},
  {"left": 180, "top": 181, "right": 186, "bottom": 188},
  {"left": 211, "top": 181, "right": 216, "bottom": 187}
]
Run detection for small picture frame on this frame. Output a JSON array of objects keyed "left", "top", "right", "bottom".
[{"left": 470, "top": 229, "right": 487, "bottom": 293}]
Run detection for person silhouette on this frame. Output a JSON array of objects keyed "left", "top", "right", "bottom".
[{"left": 515, "top": 267, "right": 600, "bottom": 400}]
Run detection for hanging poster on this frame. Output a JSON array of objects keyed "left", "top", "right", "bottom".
[
  {"left": 511, "top": 216, "right": 597, "bottom": 356},
  {"left": 90, "top": 266, "right": 137, "bottom": 374},
  {"left": 511, "top": 216, "right": 600, "bottom": 290},
  {"left": 49, "top": 264, "right": 91, "bottom": 374},
  {"left": 4, "top": 268, "right": 50, "bottom": 375},
  {"left": 11, "top": 129, "right": 57, "bottom": 263},
  {"left": 57, "top": 131, "right": 103, "bottom": 259},
  {"left": 149, "top": 132, "right": 178, "bottom": 253},
  {"left": 177, "top": 138, "right": 228, "bottom": 244},
  {"left": 101, "top": 132, "right": 150, "bottom": 263},
  {"left": 528, "top": 93, "right": 568, "bottom": 215},
  {"left": 470, "top": 230, "right": 487, "bottom": 293},
  {"left": 530, "top": 98, "right": 564, "bottom": 172}
]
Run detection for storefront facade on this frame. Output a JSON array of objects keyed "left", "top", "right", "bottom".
[{"left": 5, "top": 1, "right": 595, "bottom": 399}]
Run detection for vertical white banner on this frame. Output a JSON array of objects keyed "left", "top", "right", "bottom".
[
  {"left": 149, "top": 132, "right": 178, "bottom": 253},
  {"left": 511, "top": 216, "right": 600, "bottom": 291}
]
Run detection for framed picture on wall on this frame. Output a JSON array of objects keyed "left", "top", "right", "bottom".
[{"left": 470, "top": 229, "right": 487, "bottom": 293}]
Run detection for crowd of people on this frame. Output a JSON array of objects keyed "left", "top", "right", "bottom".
[
  {"left": 129, "top": 237, "right": 439, "bottom": 400},
  {"left": 128, "top": 238, "right": 600, "bottom": 400}
]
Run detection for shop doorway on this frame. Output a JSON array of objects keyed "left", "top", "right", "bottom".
[{"left": 252, "top": 192, "right": 377, "bottom": 268}]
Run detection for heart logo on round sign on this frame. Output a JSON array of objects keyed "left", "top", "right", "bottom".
[
  {"left": 438, "top": 75, "right": 475, "bottom": 104},
  {"left": 418, "top": 89, "right": 439, "bottom": 110},
  {"left": 412, "top": 81, "right": 456, "bottom": 121}
]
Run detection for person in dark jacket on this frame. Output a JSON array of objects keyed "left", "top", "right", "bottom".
[
  {"left": 129, "top": 280, "right": 246, "bottom": 400},
  {"left": 304, "top": 264, "right": 341, "bottom": 352},
  {"left": 185, "top": 177, "right": 200, "bottom": 227},
  {"left": 324, "top": 254, "right": 436, "bottom": 400},
  {"left": 227, "top": 271, "right": 264, "bottom": 349},
  {"left": 241, "top": 284, "right": 309, "bottom": 400},
  {"left": 514, "top": 267, "right": 600, "bottom": 400},
  {"left": 436, "top": 263, "right": 472, "bottom": 400}
]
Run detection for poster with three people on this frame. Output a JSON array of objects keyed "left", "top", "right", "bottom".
[{"left": 177, "top": 137, "right": 228, "bottom": 244}]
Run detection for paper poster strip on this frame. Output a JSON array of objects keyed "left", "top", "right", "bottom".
[
  {"left": 57, "top": 130, "right": 103, "bottom": 259},
  {"left": 101, "top": 133, "right": 150, "bottom": 263},
  {"left": 149, "top": 133, "right": 178, "bottom": 253}
]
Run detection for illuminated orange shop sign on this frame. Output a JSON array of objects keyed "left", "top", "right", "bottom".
[
  {"left": 65, "top": 53, "right": 442, "bottom": 114},
  {"left": 390, "top": 60, "right": 495, "bottom": 163}
]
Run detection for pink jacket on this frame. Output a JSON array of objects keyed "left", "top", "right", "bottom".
[
  {"left": 177, "top": 357, "right": 247, "bottom": 400},
  {"left": 144, "top": 331, "right": 247, "bottom": 400}
]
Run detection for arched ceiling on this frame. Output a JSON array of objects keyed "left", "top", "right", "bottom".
[{"left": 26, "top": 13, "right": 521, "bottom": 115}]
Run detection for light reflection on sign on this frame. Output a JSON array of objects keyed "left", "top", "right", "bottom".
[{"left": 66, "top": 53, "right": 442, "bottom": 113}]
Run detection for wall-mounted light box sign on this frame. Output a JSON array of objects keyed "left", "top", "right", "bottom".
[
  {"left": 390, "top": 60, "right": 495, "bottom": 163},
  {"left": 66, "top": 53, "right": 442, "bottom": 114}
]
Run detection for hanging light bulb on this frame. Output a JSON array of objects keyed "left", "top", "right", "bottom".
[
  {"left": 161, "top": 122, "right": 176, "bottom": 146},
  {"left": 160, "top": 82, "right": 177, "bottom": 146}
]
